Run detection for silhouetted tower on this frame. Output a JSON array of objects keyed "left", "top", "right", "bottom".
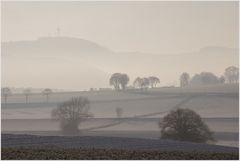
[{"left": 56, "top": 26, "right": 61, "bottom": 36}]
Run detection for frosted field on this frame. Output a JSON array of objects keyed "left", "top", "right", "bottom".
[{"left": 2, "top": 84, "right": 239, "bottom": 147}]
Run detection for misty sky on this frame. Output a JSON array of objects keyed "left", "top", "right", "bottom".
[
  {"left": 1, "top": 1, "right": 239, "bottom": 90},
  {"left": 2, "top": 1, "right": 238, "bottom": 54}
]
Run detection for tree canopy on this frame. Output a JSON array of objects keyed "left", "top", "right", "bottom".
[{"left": 159, "top": 108, "right": 214, "bottom": 143}]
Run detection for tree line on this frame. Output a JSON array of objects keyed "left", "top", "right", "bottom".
[
  {"left": 180, "top": 66, "right": 239, "bottom": 87},
  {"left": 1, "top": 88, "right": 53, "bottom": 104},
  {"left": 110, "top": 66, "right": 238, "bottom": 90},
  {"left": 110, "top": 73, "right": 160, "bottom": 91}
]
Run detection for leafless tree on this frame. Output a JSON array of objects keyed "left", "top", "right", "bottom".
[
  {"left": 2, "top": 87, "right": 12, "bottom": 104},
  {"left": 180, "top": 72, "right": 190, "bottom": 87},
  {"left": 224, "top": 66, "right": 239, "bottom": 83},
  {"left": 148, "top": 76, "right": 160, "bottom": 88},
  {"left": 42, "top": 88, "right": 53, "bottom": 103},
  {"left": 23, "top": 89, "right": 31, "bottom": 104},
  {"left": 52, "top": 97, "right": 93, "bottom": 134},
  {"left": 133, "top": 77, "right": 150, "bottom": 90}
]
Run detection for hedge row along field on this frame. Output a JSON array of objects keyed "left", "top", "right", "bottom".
[{"left": 2, "top": 146, "right": 239, "bottom": 160}]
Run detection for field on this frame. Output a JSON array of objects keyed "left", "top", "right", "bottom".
[
  {"left": 2, "top": 84, "right": 239, "bottom": 149},
  {"left": 2, "top": 146, "right": 238, "bottom": 160}
]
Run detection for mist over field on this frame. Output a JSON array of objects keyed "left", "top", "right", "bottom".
[{"left": 1, "top": 1, "right": 239, "bottom": 159}]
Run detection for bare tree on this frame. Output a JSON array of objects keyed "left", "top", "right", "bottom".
[
  {"left": 133, "top": 77, "right": 150, "bottom": 90},
  {"left": 42, "top": 88, "right": 53, "bottom": 103},
  {"left": 1, "top": 87, "right": 12, "bottom": 104},
  {"left": 110, "top": 73, "right": 129, "bottom": 90},
  {"left": 224, "top": 66, "right": 239, "bottom": 83},
  {"left": 180, "top": 72, "right": 190, "bottom": 87},
  {"left": 159, "top": 108, "right": 214, "bottom": 143},
  {"left": 52, "top": 97, "right": 93, "bottom": 134},
  {"left": 116, "top": 107, "right": 123, "bottom": 119},
  {"left": 148, "top": 76, "right": 160, "bottom": 88},
  {"left": 23, "top": 89, "right": 31, "bottom": 104}
]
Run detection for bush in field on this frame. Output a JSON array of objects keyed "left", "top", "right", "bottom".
[
  {"left": 159, "top": 108, "right": 214, "bottom": 143},
  {"left": 52, "top": 97, "right": 93, "bottom": 134}
]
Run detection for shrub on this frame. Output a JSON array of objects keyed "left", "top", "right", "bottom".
[{"left": 159, "top": 108, "right": 214, "bottom": 143}]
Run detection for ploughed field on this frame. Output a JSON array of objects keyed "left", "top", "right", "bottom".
[
  {"left": 1, "top": 134, "right": 239, "bottom": 160},
  {"left": 2, "top": 84, "right": 239, "bottom": 147}
]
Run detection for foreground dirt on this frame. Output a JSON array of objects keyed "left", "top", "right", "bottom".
[{"left": 2, "top": 146, "right": 239, "bottom": 160}]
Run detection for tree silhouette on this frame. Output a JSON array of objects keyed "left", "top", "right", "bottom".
[
  {"left": 224, "top": 66, "right": 239, "bottom": 83},
  {"left": 133, "top": 77, "right": 142, "bottom": 89},
  {"left": 219, "top": 75, "right": 225, "bottom": 84},
  {"left": 116, "top": 107, "right": 123, "bottom": 120},
  {"left": 110, "top": 73, "right": 129, "bottom": 90},
  {"left": 180, "top": 72, "right": 190, "bottom": 87},
  {"left": 23, "top": 89, "right": 31, "bottom": 104},
  {"left": 190, "top": 72, "right": 219, "bottom": 85},
  {"left": 42, "top": 88, "right": 53, "bottom": 103},
  {"left": 52, "top": 97, "right": 93, "bottom": 134},
  {"left": 133, "top": 77, "right": 150, "bottom": 90},
  {"left": 119, "top": 74, "right": 130, "bottom": 90},
  {"left": 148, "top": 76, "right": 160, "bottom": 88},
  {"left": 159, "top": 108, "right": 214, "bottom": 143},
  {"left": 1, "top": 87, "right": 12, "bottom": 104}
]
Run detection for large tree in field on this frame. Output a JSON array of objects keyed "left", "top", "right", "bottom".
[
  {"left": 52, "top": 97, "right": 93, "bottom": 134},
  {"left": 42, "top": 88, "right": 53, "bottom": 103},
  {"left": 110, "top": 73, "right": 129, "bottom": 90},
  {"left": 159, "top": 108, "right": 214, "bottom": 143},
  {"left": 2, "top": 87, "right": 12, "bottom": 104},
  {"left": 180, "top": 72, "right": 190, "bottom": 87},
  {"left": 224, "top": 66, "right": 239, "bottom": 83},
  {"left": 119, "top": 73, "right": 130, "bottom": 90},
  {"left": 148, "top": 76, "right": 160, "bottom": 88},
  {"left": 23, "top": 89, "right": 31, "bottom": 104}
]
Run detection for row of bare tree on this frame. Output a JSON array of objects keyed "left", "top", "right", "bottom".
[
  {"left": 109, "top": 73, "right": 160, "bottom": 91},
  {"left": 1, "top": 88, "right": 52, "bottom": 104}
]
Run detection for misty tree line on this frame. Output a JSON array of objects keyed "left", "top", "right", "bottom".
[
  {"left": 2, "top": 66, "right": 238, "bottom": 103},
  {"left": 110, "top": 73, "right": 160, "bottom": 91},
  {"left": 179, "top": 66, "right": 239, "bottom": 87},
  {"left": 110, "top": 66, "right": 239, "bottom": 90},
  {"left": 1, "top": 88, "right": 52, "bottom": 104}
]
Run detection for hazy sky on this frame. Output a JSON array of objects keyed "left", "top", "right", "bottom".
[{"left": 2, "top": 1, "right": 239, "bottom": 54}]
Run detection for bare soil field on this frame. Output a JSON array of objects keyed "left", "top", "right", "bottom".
[{"left": 2, "top": 146, "right": 238, "bottom": 160}]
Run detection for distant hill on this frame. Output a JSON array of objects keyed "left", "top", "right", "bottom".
[
  {"left": 2, "top": 37, "right": 112, "bottom": 57},
  {"left": 2, "top": 36, "right": 238, "bottom": 90}
]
